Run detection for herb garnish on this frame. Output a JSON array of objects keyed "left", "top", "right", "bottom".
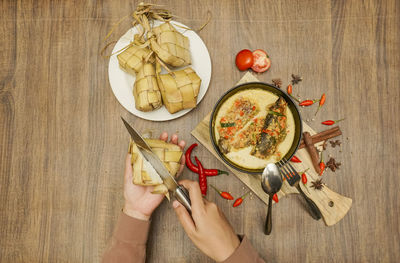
[
  {"left": 220, "top": 122, "right": 235, "bottom": 127},
  {"left": 268, "top": 111, "right": 286, "bottom": 117}
]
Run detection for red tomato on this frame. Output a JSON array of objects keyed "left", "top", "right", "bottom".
[
  {"left": 251, "top": 49, "right": 271, "bottom": 73},
  {"left": 235, "top": 49, "right": 254, "bottom": 71}
]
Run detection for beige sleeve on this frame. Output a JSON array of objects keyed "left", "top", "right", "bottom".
[
  {"left": 221, "top": 236, "right": 266, "bottom": 263},
  {"left": 102, "top": 212, "right": 150, "bottom": 263}
]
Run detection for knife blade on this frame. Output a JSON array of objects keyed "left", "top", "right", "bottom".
[{"left": 121, "top": 117, "right": 191, "bottom": 212}]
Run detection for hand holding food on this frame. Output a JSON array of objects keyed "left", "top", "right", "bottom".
[
  {"left": 123, "top": 132, "right": 186, "bottom": 220},
  {"left": 173, "top": 180, "right": 240, "bottom": 262}
]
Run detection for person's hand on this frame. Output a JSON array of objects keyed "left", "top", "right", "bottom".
[
  {"left": 123, "top": 132, "right": 186, "bottom": 221},
  {"left": 172, "top": 180, "right": 240, "bottom": 262}
]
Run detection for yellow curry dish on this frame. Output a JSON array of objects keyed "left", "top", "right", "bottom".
[{"left": 214, "top": 89, "right": 295, "bottom": 170}]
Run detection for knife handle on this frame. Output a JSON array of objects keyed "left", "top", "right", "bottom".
[
  {"left": 296, "top": 184, "right": 322, "bottom": 220},
  {"left": 175, "top": 185, "right": 192, "bottom": 213}
]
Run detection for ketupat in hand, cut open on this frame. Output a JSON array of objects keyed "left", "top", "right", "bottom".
[{"left": 128, "top": 138, "right": 183, "bottom": 199}]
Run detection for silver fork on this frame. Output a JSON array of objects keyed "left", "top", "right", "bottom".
[{"left": 278, "top": 158, "right": 322, "bottom": 220}]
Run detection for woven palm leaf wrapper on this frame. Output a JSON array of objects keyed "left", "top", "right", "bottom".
[
  {"left": 133, "top": 62, "right": 162, "bottom": 111},
  {"left": 117, "top": 44, "right": 154, "bottom": 75},
  {"left": 148, "top": 22, "right": 191, "bottom": 67},
  {"left": 128, "top": 138, "right": 183, "bottom": 199},
  {"left": 157, "top": 67, "right": 201, "bottom": 114}
]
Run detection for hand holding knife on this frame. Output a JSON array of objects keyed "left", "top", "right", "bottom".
[{"left": 121, "top": 117, "right": 192, "bottom": 213}]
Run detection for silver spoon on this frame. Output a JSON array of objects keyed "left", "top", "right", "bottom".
[{"left": 261, "top": 163, "right": 283, "bottom": 235}]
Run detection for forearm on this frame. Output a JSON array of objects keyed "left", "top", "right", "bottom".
[
  {"left": 222, "top": 236, "right": 265, "bottom": 263},
  {"left": 102, "top": 212, "right": 150, "bottom": 263}
]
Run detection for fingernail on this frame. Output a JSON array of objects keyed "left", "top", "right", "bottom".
[{"left": 172, "top": 200, "right": 180, "bottom": 208}]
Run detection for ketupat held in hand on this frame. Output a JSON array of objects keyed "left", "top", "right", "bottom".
[{"left": 128, "top": 138, "right": 183, "bottom": 200}]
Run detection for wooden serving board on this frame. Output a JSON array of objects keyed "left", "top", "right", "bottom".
[{"left": 191, "top": 72, "right": 352, "bottom": 226}]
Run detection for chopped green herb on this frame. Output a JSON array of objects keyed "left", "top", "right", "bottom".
[
  {"left": 220, "top": 122, "right": 235, "bottom": 127},
  {"left": 268, "top": 111, "right": 286, "bottom": 117},
  {"left": 277, "top": 119, "right": 282, "bottom": 130}
]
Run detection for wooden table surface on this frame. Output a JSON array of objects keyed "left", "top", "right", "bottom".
[{"left": 1, "top": 0, "right": 399, "bottom": 262}]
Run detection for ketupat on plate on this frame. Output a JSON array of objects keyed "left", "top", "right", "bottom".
[{"left": 108, "top": 20, "right": 212, "bottom": 121}]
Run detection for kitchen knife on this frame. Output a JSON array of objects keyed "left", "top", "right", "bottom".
[{"left": 121, "top": 117, "right": 191, "bottom": 213}]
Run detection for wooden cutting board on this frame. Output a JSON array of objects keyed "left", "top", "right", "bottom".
[{"left": 191, "top": 72, "right": 352, "bottom": 226}]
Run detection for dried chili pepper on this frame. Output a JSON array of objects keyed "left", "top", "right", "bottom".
[
  {"left": 286, "top": 84, "right": 300, "bottom": 103},
  {"left": 185, "top": 144, "right": 228, "bottom": 176},
  {"left": 319, "top": 152, "right": 325, "bottom": 176},
  {"left": 301, "top": 173, "right": 307, "bottom": 184},
  {"left": 321, "top": 118, "right": 345, "bottom": 126},
  {"left": 299, "top": 168, "right": 310, "bottom": 185},
  {"left": 287, "top": 84, "right": 293, "bottom": 95},
  {"left": 272, "top": 193, "right": 279, "bottom": 203},
  {"left": 210, "top": 185, "right": 234, "bottom": 200},
  {"left": 315, "top": 93, "right": 326, "bottom": 116},
  {"left": 195, "top": 156, "right": 207, "bottom": 195},
  {"left": 290, "top": 155, "right": 302, "bottom": 163},
  {"left": 233, "top": 192, "right": 250, "bottom": 207},
  {"left": 299, "top": 99, "right": 318, "bottom": 106}
]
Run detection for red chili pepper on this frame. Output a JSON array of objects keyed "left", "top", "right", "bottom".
[
  {"left": 301, "top": 173, "right": 307, "bottom": 184},
  {"left": 319, "top": 152, "right": 325, "bottom": 176},
  {"left": 299, "top": 99, "right": 318, "bottom": 106},
  {"left": 210, "top": 185, "right": 234, "bottom": 200},
  {"left": 286, "top": 84, "right": 300, "bottom": 103},
  {"left": 321, "top": 118, "right": 345, "bottom": 126},
  {"left": 185, "top": 144, "right": 228, "bottom": 176},
  {"left": 290, "top": 155, "right": 302, "bottom": 163},
  {"left": 287, "top": 84, "right": 293, "bottom": 95},
  {"left": 195, "top": 156, "right": 207, "bottom": 195},
  {"left": 233, "top": 192, "right": 250, "bottom": 207},
  {"left": 315, "top": 93, "right": 326, "bottom": 116},
  {"left": 272, "top": 193, "right": 279, "bottom": 203},
  {"left": 299, "top": 168, "right": 310, "bottom": 185},
  {"left": 319, "top": 93, "right": 326, "bottom": 106}
]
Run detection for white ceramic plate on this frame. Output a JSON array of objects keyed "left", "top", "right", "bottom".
[{"left": 108, "top": 21, "right": 212, "bottom": 121}]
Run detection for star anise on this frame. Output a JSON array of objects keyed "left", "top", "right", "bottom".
[
  {"left": 329, "top": 140, "right": 342, "bottom": 148},
  {"left": 291, "top": 74, "right": 302, "bottom": 85},
  {"left": 272, "top": 78, "right": 282, "bottom": 88},
  {"left": 326, "top": 157, "right": 341, "bottom": 172},
  {"left": 311, "top": 179, "right": 324, "bottom": 190}
]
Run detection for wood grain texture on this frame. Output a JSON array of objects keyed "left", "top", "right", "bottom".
[{"left": 0, "top": 0, "right": 399, "bottom": 262}]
